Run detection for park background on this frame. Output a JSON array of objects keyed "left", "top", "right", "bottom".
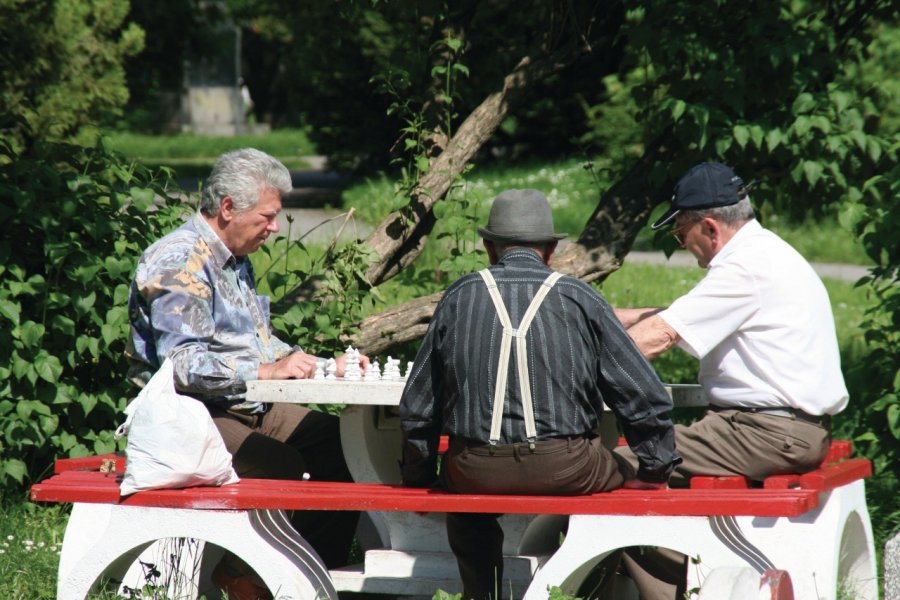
[{"left": 0, "top": 1, "right": 897, "bottom": 598}]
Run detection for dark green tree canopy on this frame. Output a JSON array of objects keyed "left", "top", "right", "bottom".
[{"left": 0, "top": 0, "right": 144, "bottom": 144}]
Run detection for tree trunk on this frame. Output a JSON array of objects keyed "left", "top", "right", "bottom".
[
  {"left": 352, "top": 142, "right": 674, "bottom": 355},
  {"left": 353, "top": 292, "right": 442, "bottom": 356},
  {"left": 551, "top": 141, "right": 671, "bottom": 282},
  {"left": 364, "top": 47, "right": 588, "bottom": 287}
]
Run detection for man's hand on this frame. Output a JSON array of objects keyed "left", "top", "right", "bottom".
[
  {"left": 335, "top": 351, "right": 371, "bottom": 377},
  {"left": 622, "top": 478, "right": 668, "bottom": 490},
  {"left": 258, "top": 351, "right": 319, "bottom": 380}
]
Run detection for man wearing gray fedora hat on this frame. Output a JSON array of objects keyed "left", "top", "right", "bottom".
[{"left": 399, "top": 189, "right": 680, "bottom": 600}]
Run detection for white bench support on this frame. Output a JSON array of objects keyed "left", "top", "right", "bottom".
[
  {"left": 57, "top": 503, "right": 335, "bottom": 600},
  {"left": 524, "top": 480, "right": 876, "bottom": 600}
]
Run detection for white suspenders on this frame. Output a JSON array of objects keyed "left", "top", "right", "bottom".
[{"left": 477, "top": 269, "right": 564, "bottom": 449}]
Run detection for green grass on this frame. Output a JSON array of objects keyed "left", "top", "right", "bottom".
[
  {"left": 343, "top": 158, "right": 873, "bottom": 267},
  {"left": 0, "top": 501, "right": 69, "bottom": 600},
  {"left": 344, "top": 158, "right": 606, "bottom": 239},
  {"left": 761, "top": 213, "right": 872, "bottom": 265},
  {"left": 102, "top": 128, "right": 317, "bottom": 180}
]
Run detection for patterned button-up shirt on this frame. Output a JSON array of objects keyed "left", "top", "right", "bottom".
[
  {"left": 400, "top": 249, "right": 680, "bottom": 484},
  {"left": 126, "top": 213, "right": 295, "bottom": 411}
]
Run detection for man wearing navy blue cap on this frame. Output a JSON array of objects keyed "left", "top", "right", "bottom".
[{"left": 612, "top": 162, "right": 848, "bottom": 598}]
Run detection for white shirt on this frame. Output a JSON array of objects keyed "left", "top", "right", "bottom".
[{"left": 659, "top": 220, "right": 848, "bottom": 415}]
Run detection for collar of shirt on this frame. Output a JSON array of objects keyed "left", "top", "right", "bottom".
[
  {"left": 191, "top": 213, "right": 240, "bottom": 269},
  {"left": 708, "top": 218, "right": 762, "bottom": 269},
  {"left": 496, "top": 247, "right": 546, "bottom": 266}
]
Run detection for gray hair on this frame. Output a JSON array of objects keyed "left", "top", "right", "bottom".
[
  {"left": 199, "top": 148, "right": 292, "bottom": 216},
  {"left": 681, "top": 197, "right": 756, "bottom": 227}
]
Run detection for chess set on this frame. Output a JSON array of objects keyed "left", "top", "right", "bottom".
[
  {"left": 314, "top": 346, "right": 413, "bottom": 383},
  {"left": 247, "top": 347, "right": 412, "bottom": 406}
]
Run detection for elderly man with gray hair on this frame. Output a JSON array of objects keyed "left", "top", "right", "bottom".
[
  {"left": 127, "top": 148, "right": 364, "bottom": 600},
  {"left": 614, "top": 162, "right": 849, "bottom": 599},
  {"left": 399, "top": 189, "right": 680, "bottom": 600}
]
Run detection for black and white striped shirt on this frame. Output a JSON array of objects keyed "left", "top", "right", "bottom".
[{"left": 400, "top": 248, "right": 679, "bottom": 484}]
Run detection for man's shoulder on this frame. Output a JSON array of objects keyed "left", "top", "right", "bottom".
[
  {"left": 140, "top": 223, "right": 204, "bottom": 266},
  {"left": 722, "top": 224, "right": 814, "bottom": 276},
  {"left": 442, "top": 271, "right": 485, "bottom": 298}
]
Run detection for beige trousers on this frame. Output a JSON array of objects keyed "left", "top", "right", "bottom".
[{"left": 612, "top": 408, "right": 831, "bottom": 599}]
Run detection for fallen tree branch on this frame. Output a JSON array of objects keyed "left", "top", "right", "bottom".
[
  {"left": 364, "top": 46, "right": 590, "bottom": 287},
  {"left": 352, "top": 141, "right": 674, "bottom": 355}
]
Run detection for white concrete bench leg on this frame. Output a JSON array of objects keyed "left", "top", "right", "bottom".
[
  {"left": 522, "top": 481, "right": 876, "bottom": 600},
  {"left": 697, "top": 567, "right": 796, "bottom": 599},
  {"left": 697, "top": 567, "right": 763, "bottom": 599},
  {"left": 57, "top": 503, "right": 335, "bottom": 600}
]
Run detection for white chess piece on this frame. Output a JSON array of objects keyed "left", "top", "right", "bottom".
[
  {"left": 325, "top": 358, "right": 337, "bottom": 380},
  {"left": 344, "top": 346, "right": 362, "bottom": 381},
  {"left": 383, "top": 357, "right": 400, "bottom": 381},
  {"left": 313, "top": 361, "right": 325, "bottom": 380},
  {"left": 364, "top": 359, "right": 381, "bottom": 382}
]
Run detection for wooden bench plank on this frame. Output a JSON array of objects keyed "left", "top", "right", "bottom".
[
  {"left": 55, "top": 453, "right": 125, "bottom": 474},
  {"left": 31, "top": 470, "right": 821, "bottom": 517},
  {"left": 798, "top": 458, "right": 872, "bottom": 490}
]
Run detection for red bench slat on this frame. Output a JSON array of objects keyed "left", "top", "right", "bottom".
[
  {"left": 36, "top": 441, "right": 868, "bottom": 521},
  {"left": 31, "top": 470, "right": 821, "bottom": 518},
  {"left": 55, "top": 453, "right": 125, "bottom": 474},
  {"left": 690, "top": 476, "right": 751, "bottom": 490},
  {"left": 763, "top": 475, "right": 801, "bottom": 489},
  {"left": 798, "top": 458, "right": 872, "bottom": 491},
  {"left": 823, "top": 440, "right": 852, "bottom": 463}
]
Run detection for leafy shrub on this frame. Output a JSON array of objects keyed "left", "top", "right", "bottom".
[
  {"left": 842, "top": 156, "right": 900, "bottom": 544},
  {"left": 0, "top": 0, "right": 144, "bottom": 145},
  {"left": 0, "top": 115, "right": 186, "bottom": 495}
]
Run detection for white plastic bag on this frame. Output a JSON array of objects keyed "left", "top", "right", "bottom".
[{"left": 115, "top": 358, "right": 239, "bottom": 496}]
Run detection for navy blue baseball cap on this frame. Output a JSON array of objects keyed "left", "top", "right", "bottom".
[{"left": 651, "top": 163, "right": 746, "bottom": 230}]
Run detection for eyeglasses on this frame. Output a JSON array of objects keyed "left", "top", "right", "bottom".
[{"left": 670, "top": 221, "right": 697, "bottom": 247}]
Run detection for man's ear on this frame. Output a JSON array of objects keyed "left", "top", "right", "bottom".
[
  {"left": 701, "top": 217, "right": 720, "bottom": 243},
  {"left": 219, "top": 197, "right": 236, "bottom": 223},
  {"left": 543, "top": 241, "right": 558, "bottom": 265},
  {"left": 483, "top": 239, "right": 499, "bottom": 265}
]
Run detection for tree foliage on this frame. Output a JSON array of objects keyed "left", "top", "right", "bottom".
[
  {"left": 229, "top": 0, "right": 627, "bottom": 171},
  {"left": 0, "top": 0, "right": 144, "bottom": 145},
  {"left": 0, "top": 115, "right": 186, "bottom": 493},
  {"left": 0, "top": 1, "right": 896, "bottom": 555}
]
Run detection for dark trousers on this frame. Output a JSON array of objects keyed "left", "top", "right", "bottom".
[
  {"left": 441, "top": 436, "right": 624, "bottom": 600},
  {"left": 210, "top": 403, "right": 360, "bottom": 569}
]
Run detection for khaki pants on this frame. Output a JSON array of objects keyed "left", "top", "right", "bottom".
[
  {"left": 613, "top": 409, "right": 831, "bottom": 599},
  {"left": 441, "top": 435, "right": 624, "bottom": 600},
  {"left": 209, "top": 403, "right": 360, "bottom": 569}
]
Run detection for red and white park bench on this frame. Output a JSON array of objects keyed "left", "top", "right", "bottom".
[{"left": 31, "top": 439, "right": 876, "bottom": 600}]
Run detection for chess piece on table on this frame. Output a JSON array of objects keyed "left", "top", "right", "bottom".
[
  {"left": 383, "top": 357, "right": 400, "bottom": 381},
  {"left": 364, "top": 360, "right": 382, "bottom": 382},
  {"left": 403, "top": 361, "right": 414, "bottom": 382},
  {"left": 344, "top": 346, "right": 362, "bottom": 380},
  {"left": 325, "top": 358, "right": 337, "bottom": 380}
]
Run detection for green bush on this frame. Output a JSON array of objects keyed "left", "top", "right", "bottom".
[
  {"left": 841, "top": 157, "right": 900, "bottom": 544},
  {"left": 0, "top": 0, "right": 144, "bottom": 145},
  {"left": 0, "top": 115, "right": 186, "bottom": 495}
]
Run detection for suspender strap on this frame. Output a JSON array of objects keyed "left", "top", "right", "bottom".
[{"left": 477, "top": 269, "right": 564, "bottom": 447}]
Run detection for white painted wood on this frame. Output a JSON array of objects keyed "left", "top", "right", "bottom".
[
  {"left": 55, "top": 379, "right": 876, "bottom": 600},
  {"left": 246, "top": 379, "right": 707, "bottom": 408}
]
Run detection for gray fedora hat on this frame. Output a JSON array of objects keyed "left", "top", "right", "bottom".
[{"left": 478, "top": 189, "right": 567, "bottom": 244}]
